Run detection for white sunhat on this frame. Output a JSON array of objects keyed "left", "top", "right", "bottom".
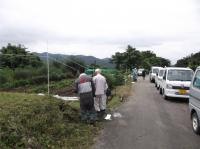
[{"left": 95, "top": 68, "right": 101, "bottom": 73}]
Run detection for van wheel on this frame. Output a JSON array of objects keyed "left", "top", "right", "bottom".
[
  {"left": 162, "top": 90, "right": 168, "bottom": 100},
  {"left": 192, "top": 112, "right": 200, "bottom": 135},
  {"left": 157, "top": 86, "right": 159, "bottom": 90}
]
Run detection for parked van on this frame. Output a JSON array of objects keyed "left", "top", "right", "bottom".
[
  {"left": 189, "top": 66, "right": 200, "bottom": 134},
  {"left": 161, "top": 67, "right": 193, "bottom": 99},
  {"left": 149, "top": 66, "right": 162, "bottom": 83},
  {"left": 155, "top": 68, "right": 164, "bottom": 91},
  {"left": 138, "top": 68, "right": 144, "bottom": 76}
]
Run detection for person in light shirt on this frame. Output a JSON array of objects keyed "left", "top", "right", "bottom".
[{"left": 93, "top": 68, "right": 108, "bottom": 119}]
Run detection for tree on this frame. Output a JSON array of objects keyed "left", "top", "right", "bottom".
[
  {"left": 111, "top": 52, "right": 125, "bottom": 69},
  {"left": 175, "top": 52, "right": 200, "bottom": 70},
  {"left": 0, "top": 43, "right": 42, "bottom": 69},
  {"left": 111, "top": 45, "right": 171, "bottom": 71}
]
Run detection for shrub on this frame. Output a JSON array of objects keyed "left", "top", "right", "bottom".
[
  {"left": 13, "top": 80, "right": 30, "bottom": 88},
  {"left": 31, "top": 76, "right": 47, "bottom": 85},
  {"left": 50, "top": 72, "right": 66, "bottom": 81},
  {"left": 0, "top": 72, "right": 8, "bottom": 85},
  {"left": 14, "top": 68, "right": 33, "bottom": 80},
  {"left": 103, "top": 71, "right": 124, "bottom": 89}
]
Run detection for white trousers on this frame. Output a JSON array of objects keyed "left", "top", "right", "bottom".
[{"left": 94, "top": 94, "right": 107, "bottom": 111}]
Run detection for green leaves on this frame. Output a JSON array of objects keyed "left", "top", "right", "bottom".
[
  {"left": 0, "top": 43, "right": 42, "bottom": 69},
  {"left": 176, "top": 52, "right": 200, "bottom": 70},
  {"left": 111, "top": 45, "right": 171, "bottom": 70}
]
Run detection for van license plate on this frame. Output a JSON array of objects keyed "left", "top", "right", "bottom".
[{"left": 179, "top": 89, "right": 186, "bottom": 94}]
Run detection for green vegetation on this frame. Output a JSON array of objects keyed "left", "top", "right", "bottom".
[
  {"left": 0, "top": 44, "right": 78, "bottom": 92},
  {"left": 175, "top": 51, "right": 200, "bottom": 70},
  {"left": 0, "top": 92, "right": 101, "bottom": 149},
  {"left": 111, "top": 45, "right": 171, "bottom": 70},
  {"left": 0, "top": 43, "right": 42, "bottom": 69},
  {"left": 0, "top": 43, "right": 133, "bottom": 148}
]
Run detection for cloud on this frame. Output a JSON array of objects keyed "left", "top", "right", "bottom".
[{"left": 0, "top": 0, "right": 200, "bottom": 64}]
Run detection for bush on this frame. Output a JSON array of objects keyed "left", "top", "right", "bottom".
[
  {"left": 50, "top": 72, "right": 66, "bottom": 81},
  {"left": 13, "top": 80, "right": 30, "bottom": 88},
  {"left": 103, "top": 71, "right": 124, "bottom": 89},
  {"left": 31, "top": 76, "right": 47, "bottom": 85},
  {"left": 0, "top": 69, "right": 14, "bottom": 83},
  {"left": 14, "top": 68, "right": 33, "bottom": 80},
  {"left": 0, "top": 72, "right": 8, "bottom": 85}
]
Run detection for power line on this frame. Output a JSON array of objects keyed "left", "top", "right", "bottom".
[
  {"left": 0, "top": 53, "right": 47, "bottom": 58},
  {"left": 48, "top": 56, "right": 77, "bottom": 71},
  {"left": 0, "top": 53, "right": 88, "bottom": 69},
  {"left": 0, "top": 53, "right": 81, "bottom": 71},
  {"left": 59, "top": 55, "right": 88, "bottom": 69}
]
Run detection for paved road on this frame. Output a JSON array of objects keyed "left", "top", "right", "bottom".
[{"left": 95, "top": 77, "right": 200, "bottom": 149}]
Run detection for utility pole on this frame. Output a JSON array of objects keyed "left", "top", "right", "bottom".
[{"left": 47, "top": 42, "right": 50, "bottom": 95}]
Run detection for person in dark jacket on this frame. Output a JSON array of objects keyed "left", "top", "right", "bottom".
[
  {"left": 142, "top": 70, "right": 146, "bottom": 80},
  {"left": 75, "top": 68, "right": 96, "bottom": 124}
]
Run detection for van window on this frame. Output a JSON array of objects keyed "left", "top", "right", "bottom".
[
  {"left": 158, "top": 70, "right": 164, "bottom": 77},
  {"left": 193, "top": 70, "right": 200, "bottom": 89},
  {"left": 167, "top": 70, "right": 193, "bottom": 81},
  {"left": 152, "top": 68, "right": 159, "bottom": 74}
]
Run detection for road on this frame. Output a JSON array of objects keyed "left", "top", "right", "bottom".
[{"left": 94, "top": 77, "right": 200, "bottom": 149}]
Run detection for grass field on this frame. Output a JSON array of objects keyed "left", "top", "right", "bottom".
[
  {"left": 0, "top": 92, "right": 101, "bottom": 149},
  {"left": 0, "top": 80, "right": 132, "bottom": 148}
]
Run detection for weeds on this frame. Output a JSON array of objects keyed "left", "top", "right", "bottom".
[{"left": 0, "top": 92, "right": 100, "bottom": 149}]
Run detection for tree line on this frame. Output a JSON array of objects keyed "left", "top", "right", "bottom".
[
  {"left": 111, "top": 45, "right": 171, "bottom": 71},
  {"left": 0, "top": 43, "right": 87, "bottom": 89},
  {"left": 175, "top": 51, "right": 200, "bottom": 70}
]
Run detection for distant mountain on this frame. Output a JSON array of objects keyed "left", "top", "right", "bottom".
[{"left": 34, "top": 52, "right": 115, "bottom": 68}]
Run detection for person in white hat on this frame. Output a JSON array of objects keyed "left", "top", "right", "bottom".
[{"left": 93, "top": 68, "right": 108, "bottom": 119}]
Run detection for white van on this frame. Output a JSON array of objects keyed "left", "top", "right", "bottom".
[
  {"left": 189, "top": 66, "right": 200, "bottom": 134},
  {"left": 155, "top": 68, "right": 164, "bottom": 90},
  {"left": 149, "top": 66, "right": 162, "bottom": 83},
  {"left": 161, "top": 67, "right": 194, "bottom": 99},
  {"left": 137, "top": 68, "right": 144, "bottom": 76}
]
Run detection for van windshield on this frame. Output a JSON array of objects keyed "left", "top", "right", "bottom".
[
  {"left": 152, "top": 68, "right": 159, "bottom": 74},
  {"left": 167, "top": 70, "right": 193, "bottom": 81}
]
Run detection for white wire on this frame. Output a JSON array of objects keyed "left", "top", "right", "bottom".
[
  {"left": 0, "top": 53, "right": 47, "bottom": 58},
  {"left": 48, "top": 56, "right": 77, "bottom": 71}
]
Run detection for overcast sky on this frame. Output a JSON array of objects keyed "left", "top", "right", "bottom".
[{"left": 0, "top": 0, "right": 200, "bottom": 64}]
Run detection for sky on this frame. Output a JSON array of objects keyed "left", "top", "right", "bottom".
[{"left": 0, "top": 0, "right": 200, "bottom": 64}]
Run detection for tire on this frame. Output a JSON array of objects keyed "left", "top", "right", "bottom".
[
  {"left": 157, "top": 86, "right": 159, "bottom": 90},
  {"left": 162, "top": 89, "right": 168, "bottom": 100},
  {"left": 192, "top": 112, "right": 200, "bottom": 135},
  {"left": 155, "top": 83, "right": 157, "bottom": 88}
]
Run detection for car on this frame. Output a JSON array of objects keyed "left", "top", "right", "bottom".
[
  {"left": 149, "top": 66, "right": 162, "bottom": 83},
  {"left": 189, "top": 66, "right": 200, "bottom": 134},
  {"left": 137, "top": 68, "right": 144, "bottom": 76},
  {"left": 161, "top": 67, "right": 194, "bottom": 99},
  {"left": 155, "top": 68, "right": 164, "bottom": 91}
]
